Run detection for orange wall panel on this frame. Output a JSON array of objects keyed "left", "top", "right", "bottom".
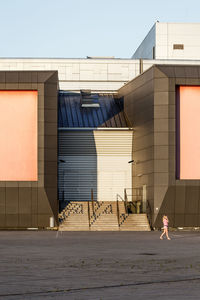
[
  {"left": 178, "top": 86, "right": 200, "bottom": 179},
  {"left": 0, "top": 91, "right": 38, "bottom": 181}
]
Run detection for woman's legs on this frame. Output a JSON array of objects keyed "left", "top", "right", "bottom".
[
  {"left": 160, "top": 228, "right": 166, "bottom": 239},
  {"left": 166, "top": 227, "right": 171, "bottom": 240},
  {"left": 160, "top": 227, "right": 170, "bottom": 239}
]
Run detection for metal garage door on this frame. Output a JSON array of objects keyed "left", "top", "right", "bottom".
[{"left": 58, "top": 130, "right": 133, "bottom": 202}]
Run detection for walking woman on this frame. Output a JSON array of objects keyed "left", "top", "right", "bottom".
[{"left": 160, "top": 215, "right": 171, "bottom": 240}]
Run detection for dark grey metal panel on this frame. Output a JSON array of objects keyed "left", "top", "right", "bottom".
[
  {"left": 59, "top": 131, "right": 97, "bottom": 156},
  {"left": 58, "top": 130, "right": 97, "bottom": 205},
  {"left": 58, "top": 92, "right": 129, "bottom": 128},
  {"left": 58, "top": 156, "right": 97, "bottom": 203}
]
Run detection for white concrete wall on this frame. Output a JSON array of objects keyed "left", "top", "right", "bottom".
[
  {"left": 0, "top": 58, "right": 139, "bottom": 92},
  {"left": 132, "top": 24, "right": 156, "bottom": 59},
  {"left": 156, "top": 23, "right": 200, "bottom": 60},
  {"left": 1, "top": 56, "right": 200, "bottom": 92},
  {"left": 132, "top": 22, "right": 200, "bottom": 61}
]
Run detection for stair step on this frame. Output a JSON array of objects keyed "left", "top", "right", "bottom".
[{"left": 59, "top": 201, "right": 151, "bottom": 231}]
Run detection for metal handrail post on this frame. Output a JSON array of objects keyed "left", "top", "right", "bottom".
[
  {"left": 124, "top": 188, "right": 128, "bottom": 214},
  {"left": 124, "top": 188, "right": 126, "bottom": 213},
  {"left": 116, "top": 194, "right": 120, "bottom": 227},
  {"left": 88, "top": 201, "right": 91, "bottom": 227},
  {"left": 91, "top": 188, "right": 94, "bottom": 214},
  {"left": 142, "top": 185, "right": 146, "bottom": 213},
  {"left": 146, "top": 200, "right": 152, "bottom": 230}
]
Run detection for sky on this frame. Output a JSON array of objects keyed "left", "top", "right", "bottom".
[{"left": 0, "top": 0, "right": 200, "bottom": 58}]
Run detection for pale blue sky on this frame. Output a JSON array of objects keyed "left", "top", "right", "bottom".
[{"left": 0, "top": 0, "right": 200, "bottom": 58}]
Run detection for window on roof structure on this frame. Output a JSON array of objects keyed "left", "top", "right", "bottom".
[{"left": 80, "top": 90, "right": 100, "bottom": 107}]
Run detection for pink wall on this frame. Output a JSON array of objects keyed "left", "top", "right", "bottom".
[
  {"left": 0, "top": 91, "right": 38, "bottom": 181},
  {"left": 179, "top": 86, "right": 200, "bottom": 179}
]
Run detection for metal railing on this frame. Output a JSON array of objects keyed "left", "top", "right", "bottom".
[
  {"left": 58, "top": 201, "right": 83, "bottom": 222},
  {"left": 59, "top": 187, "right": 152, "bottom": 229},
  {"left": 88, "top": 201, "right": 91, "bottom": 227},
  {"left": 116, "top": 195, "right": 120, "bottom": 226},
  {"left": 146, "top": 199, "right": 153, "bottom": 230},
  {"left": 91, "top": 188, "right": 95, "bottom": 215},
  {"left": 124, "top": 189, "right": 128, "bottom": 214},
  {"left": 124, "top": 188, "right": 143, "bottom": 214},
  {"left": 123, "top": 187, "right": 151, "bottom": 215}
]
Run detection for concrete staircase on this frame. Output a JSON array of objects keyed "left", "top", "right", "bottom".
[
  {"left": 59, "top": 201, "right": 151, "bottom": 231},
  {"left": 59, "top": 202, "right": 89, "bottom": 231},
  {"left": 119, "top": 213, "right": 151, "bottom": 231},
  {"left": 90, "top": 202, "right": 119, "bottom": 231}
]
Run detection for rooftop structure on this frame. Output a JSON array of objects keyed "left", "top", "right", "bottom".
[{"left": 132, "top": 22, "right": 200, "bottom": 60}]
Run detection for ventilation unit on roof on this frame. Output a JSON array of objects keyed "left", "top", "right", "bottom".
[
  {"left": 80, "top": 90, "right": 100, "bottom": 107},
  {"left": 86, "top": 56, "right": 115, "bottom": 59}
]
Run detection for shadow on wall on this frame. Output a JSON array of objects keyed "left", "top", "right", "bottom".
[
  {"left": 58, "top": 131, "right": 97, "bottom": 211},
  {"left": 58, "top": 92, "right": 131, "bottom": 212},
  {"left": 154, "top": 187, "right": 175, "bottom": 228},
  {"left": 154, "top": 186, "right": 200, "bottom": 228}
]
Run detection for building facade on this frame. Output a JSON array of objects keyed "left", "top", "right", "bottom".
[
  {"left": 119, "top": 64, "right": 200, "bottom": 228},
  {"left": 1, "top": 23, "right": 200, "bottom": 229},
  {"left": 0, "top": 71, "right": 58, "bottom": 228}
]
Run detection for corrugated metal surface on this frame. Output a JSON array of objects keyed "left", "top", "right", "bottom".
[
  {"left": 58, "top": 156, "right": 97, "bottom": 202},
  {"left": 59, "top": 131, "right": 133, "bottom": 156},
  {"left": 58, "top": 92, "right": 129, "bottom": 128},
  {"left": 59, "top": 131, "right": 97, "bottom": 156},
  {"left": 97, "top": 155, "right": 132, "bottom": 201},
  {"left": 94, "top": 131, "right": 133, "bottom": 156},
  {"left": 58, "top": 130, "right": 132, "bottom": 202}
]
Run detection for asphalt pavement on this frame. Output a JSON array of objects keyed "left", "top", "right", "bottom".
[{"left": 0, "top": 230, "right": 200, "bottom": 299}]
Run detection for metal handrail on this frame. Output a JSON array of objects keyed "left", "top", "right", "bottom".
[
  {"left": 124, "top": 187, "right": 144, "bottom": 214},
  {"left": 146, "top": 200, "right": 153, "bottom": 230},
  {"left": 124, "top": 189, "right": 128, "bottom": 214},
  {"left": 125, "top": 187, "right": 143, "bottom": 201},
  {"left": 91, "top": 188, "right": 95, "bottom": 215},
  {"left": 116, "top": 195, "right": 120, "bottom": 227},
  {"left": 90, "top": 203, "right": 112, "bottom": 225},
  {"left": 88, "top": 201, "right": 91, "bottom": 227}
]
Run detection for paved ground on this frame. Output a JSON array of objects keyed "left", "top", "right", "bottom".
[{"left": 0, "top": 231, "right": 200, "bottom": 299}]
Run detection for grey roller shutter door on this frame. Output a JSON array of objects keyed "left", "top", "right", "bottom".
[{"left": 58, "top": 130, "right": 133, "bottom": 202}]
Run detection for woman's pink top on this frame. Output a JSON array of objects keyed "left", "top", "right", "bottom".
[{"left": 163, "top": 218, "right": 168, "bottom": 227}]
